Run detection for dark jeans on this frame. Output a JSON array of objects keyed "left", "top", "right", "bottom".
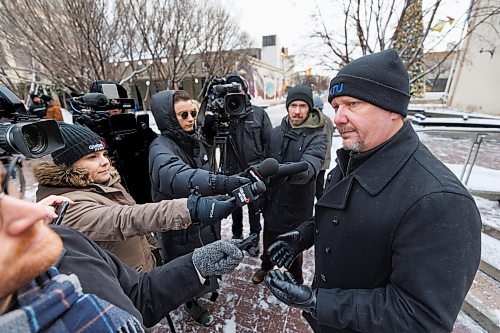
[
  {"left": 231, "top": 204, "right": 262, "bottom": 238},
  {"left": 260, "top": 228, "right": 303, "bottom": 283},
  {"left": 315, "top": 169, "right": 326, "bottom": 200}
]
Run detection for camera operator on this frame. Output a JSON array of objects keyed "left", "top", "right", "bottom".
[
  {"left": 27, "top": 93, "right": 47, "bottom": 118},
  {"left": 252, "top": 85, "right": 327, "bottom": 285},
  {"left": 199, "top": 73, "right": 272, "bottom": 255},
  {"left": 0, "top": 160, "right": 246, "bottom": 332},
  {"left": 149, "top": 89, "right": 249, "bottom": 326},
  {"left": 33, "top": 123, "right": 236, "bottom": 273}
]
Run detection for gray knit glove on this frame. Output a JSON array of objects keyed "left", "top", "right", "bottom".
[{"left": 192, "top": 240, "right": 244, "bottom": 277}]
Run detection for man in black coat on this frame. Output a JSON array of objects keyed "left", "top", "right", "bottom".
[
  {"left": 199, "top": 73, "right": 273, "bottom": 255},
  {"left": 251, "top": 85, "right": 327, "bottom": 285},
  {"left": 264, "top": 49, "right": 482, "bottom": 333}
]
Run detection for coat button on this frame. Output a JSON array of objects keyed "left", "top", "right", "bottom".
[
  {"left": 320, "top": 274, "right": 327, "bottom": 283},
  {"left": 325, "top": 246, "right": 331, "bottom": 254},
  {"left": 315, "top": 227, "right": 319, "bottom": 235},
  {"left": 332, "top": 216, "right": 340, "bottom": 225}
]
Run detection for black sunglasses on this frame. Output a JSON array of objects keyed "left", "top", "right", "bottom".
[{"left": 180, "top": 110, "right": 197, "bottom": 120}]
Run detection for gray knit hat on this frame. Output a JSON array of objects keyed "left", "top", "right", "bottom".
[
  {"left": 328, "top": 49, "right": 410, "bottom": 117},
  {"left": 51, "top": 123, "right": 107, "bottom": 165}
]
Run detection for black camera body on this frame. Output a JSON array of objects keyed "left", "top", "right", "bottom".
[
  {"left": 199, "top": 77, "right": 249, "bottom": 175},
  {"left": 0, "top": 87, "right": 64, "bottom": 159},
  {"left": 202, "top": 78, "right": 246, "bottom": 137},
  {"left": 207, "top": 80, "right": 246, "bottom": 116}
]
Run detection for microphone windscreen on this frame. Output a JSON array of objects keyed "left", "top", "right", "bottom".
[
  {"left": 82, "top": 93, "right": 109, "bottom": 108},
  {"left": 275, "top": 161, "right": 309, "bottom": 178},
  {"left": 253, "top": 180, "right": 267, "bottom": 194},
  {"left": 256, "top": 158, "right": 279, "bottom": 177}
]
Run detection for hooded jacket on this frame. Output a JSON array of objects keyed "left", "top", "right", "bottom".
[
  {"left": 296, "top": 122, "right": 481, "bottom": 332},
  {"left": 263, "top": 108, "right": 327, "bottom": 232},
  {"left": 148, "top": 90, "right": 220, "bottom": 262},
  {"left": 33, "top": 162, "right": 191, "bottom": 272},
  {"left": 149, "top": 90, "right": 217, "bottom": 200}
]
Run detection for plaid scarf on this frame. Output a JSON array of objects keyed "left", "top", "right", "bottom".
[{"left": 0, "top": 267, "right": 144, "bottom": 333}]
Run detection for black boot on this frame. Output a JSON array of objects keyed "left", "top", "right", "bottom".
[{"left": 184, "top": 298, "right": 213, "bottom": 326}]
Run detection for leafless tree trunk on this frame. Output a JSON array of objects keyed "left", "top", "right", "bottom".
[
  {"left": 0, "top": 0, "right": 253, "bottom": 98},
  {"left": 0, "top": 0, "right": 122, "bottom": 94}
]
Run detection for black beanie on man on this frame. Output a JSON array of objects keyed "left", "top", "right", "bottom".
[
  {"left": 328, "top": 49, "right": 410, "bottom": 117},
  {"left": 51, "top": 123, "right": 107, "bottom": 166},
  {"left": 286, "top": 85, "right": 313, "bottom": 111}
]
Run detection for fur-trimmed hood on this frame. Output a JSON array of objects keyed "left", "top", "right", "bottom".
[{"left": 33, "top": 161, "right": 120, "bottom": 189}]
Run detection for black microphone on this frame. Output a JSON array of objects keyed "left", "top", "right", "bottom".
[
  {"left": 275, "top": 161, "right": 309, "bottom": 178},
  {"left": 230, "top": 180, "right": 266, "bottom": 207},
  {"left": 74, "top": 93, "right": 109, "bottom": 109},
  {"left": 246, "top": 158, "right": 280, "bottom": 182}
]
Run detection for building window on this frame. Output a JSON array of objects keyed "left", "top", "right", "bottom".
[{"left": 262, "top": 35, "right": 276, "bottom": 47}]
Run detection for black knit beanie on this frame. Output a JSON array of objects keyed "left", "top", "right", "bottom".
[
  {"left": 328, "top": 49, "right": 410, "bottom": 117},
  {"left": 286, "top": 85, "right": 313, "bottom": 111},
  {"left": 51, "top": 123, "right": 107, "bottom": 166}
]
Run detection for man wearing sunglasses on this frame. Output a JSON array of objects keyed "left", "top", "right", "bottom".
[
  {"left": 0, "top": 160, "right": 245, "bottom": 332},
  {"left": 149, "top": 89, "right": 250, "bottom": 325}
]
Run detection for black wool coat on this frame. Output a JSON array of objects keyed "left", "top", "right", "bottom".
[
  {"left": 264, "top": 111, "right": 327, "bottom": 233},
  {"left": 296, "top": 122, "right": 481, "bottom": 333}
]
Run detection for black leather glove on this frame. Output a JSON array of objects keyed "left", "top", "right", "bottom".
[
  {"left": 266, "top": 230, "right": 306, "bottom": 269},
  {"left": 214, "top": 174, "right": 251, "bottom": 194},
  {"left": 264, "top": 269, "right": 317, "bottom": 316},
  {"left": 192, "top": 239, "right": 244, "bottom": 277},
  {"left": 187, "top": 194, "right": 237, "bottom": 227}
]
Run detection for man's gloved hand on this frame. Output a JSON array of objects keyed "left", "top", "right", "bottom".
[
  {"left": 266, "top": 230, "right": 306, "bottom": 269},
  {"left": 192, "top": 239, "right": 244, "bottom": 277},
  {"left": 187, "top": 194, "right": 236, "bottom": 227},
  {"left": 264, "top": 269, "right": 317, "bottom": 316},
  {"left": 214, "top": 174, "right": 251, "bottom": 194}
]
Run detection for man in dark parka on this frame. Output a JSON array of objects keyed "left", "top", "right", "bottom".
[
  {"left": 252, "top": 85, "right": 327, "bottom": 284},
  {"left": 264, "top": 49, "right": 482, "bottom": 333},
  {"left": 198, "top": 72, "right": 273, "bottom": 255}
]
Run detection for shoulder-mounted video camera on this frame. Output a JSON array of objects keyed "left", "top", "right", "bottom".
[
  {"left": 66, "top": 82, "right": 156, "bottom": 204},
  {"left": 204, "top": 77, "right": 247, "bottom": 118},
  {"left": 0, "top": 87, "right": 64, "bottom": 159},
  {"left": 67, "top": 81, "right": 134, "bottom": 115},
  {"left": 201, "top": 77, "right": 247, "bottom": 140}
]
